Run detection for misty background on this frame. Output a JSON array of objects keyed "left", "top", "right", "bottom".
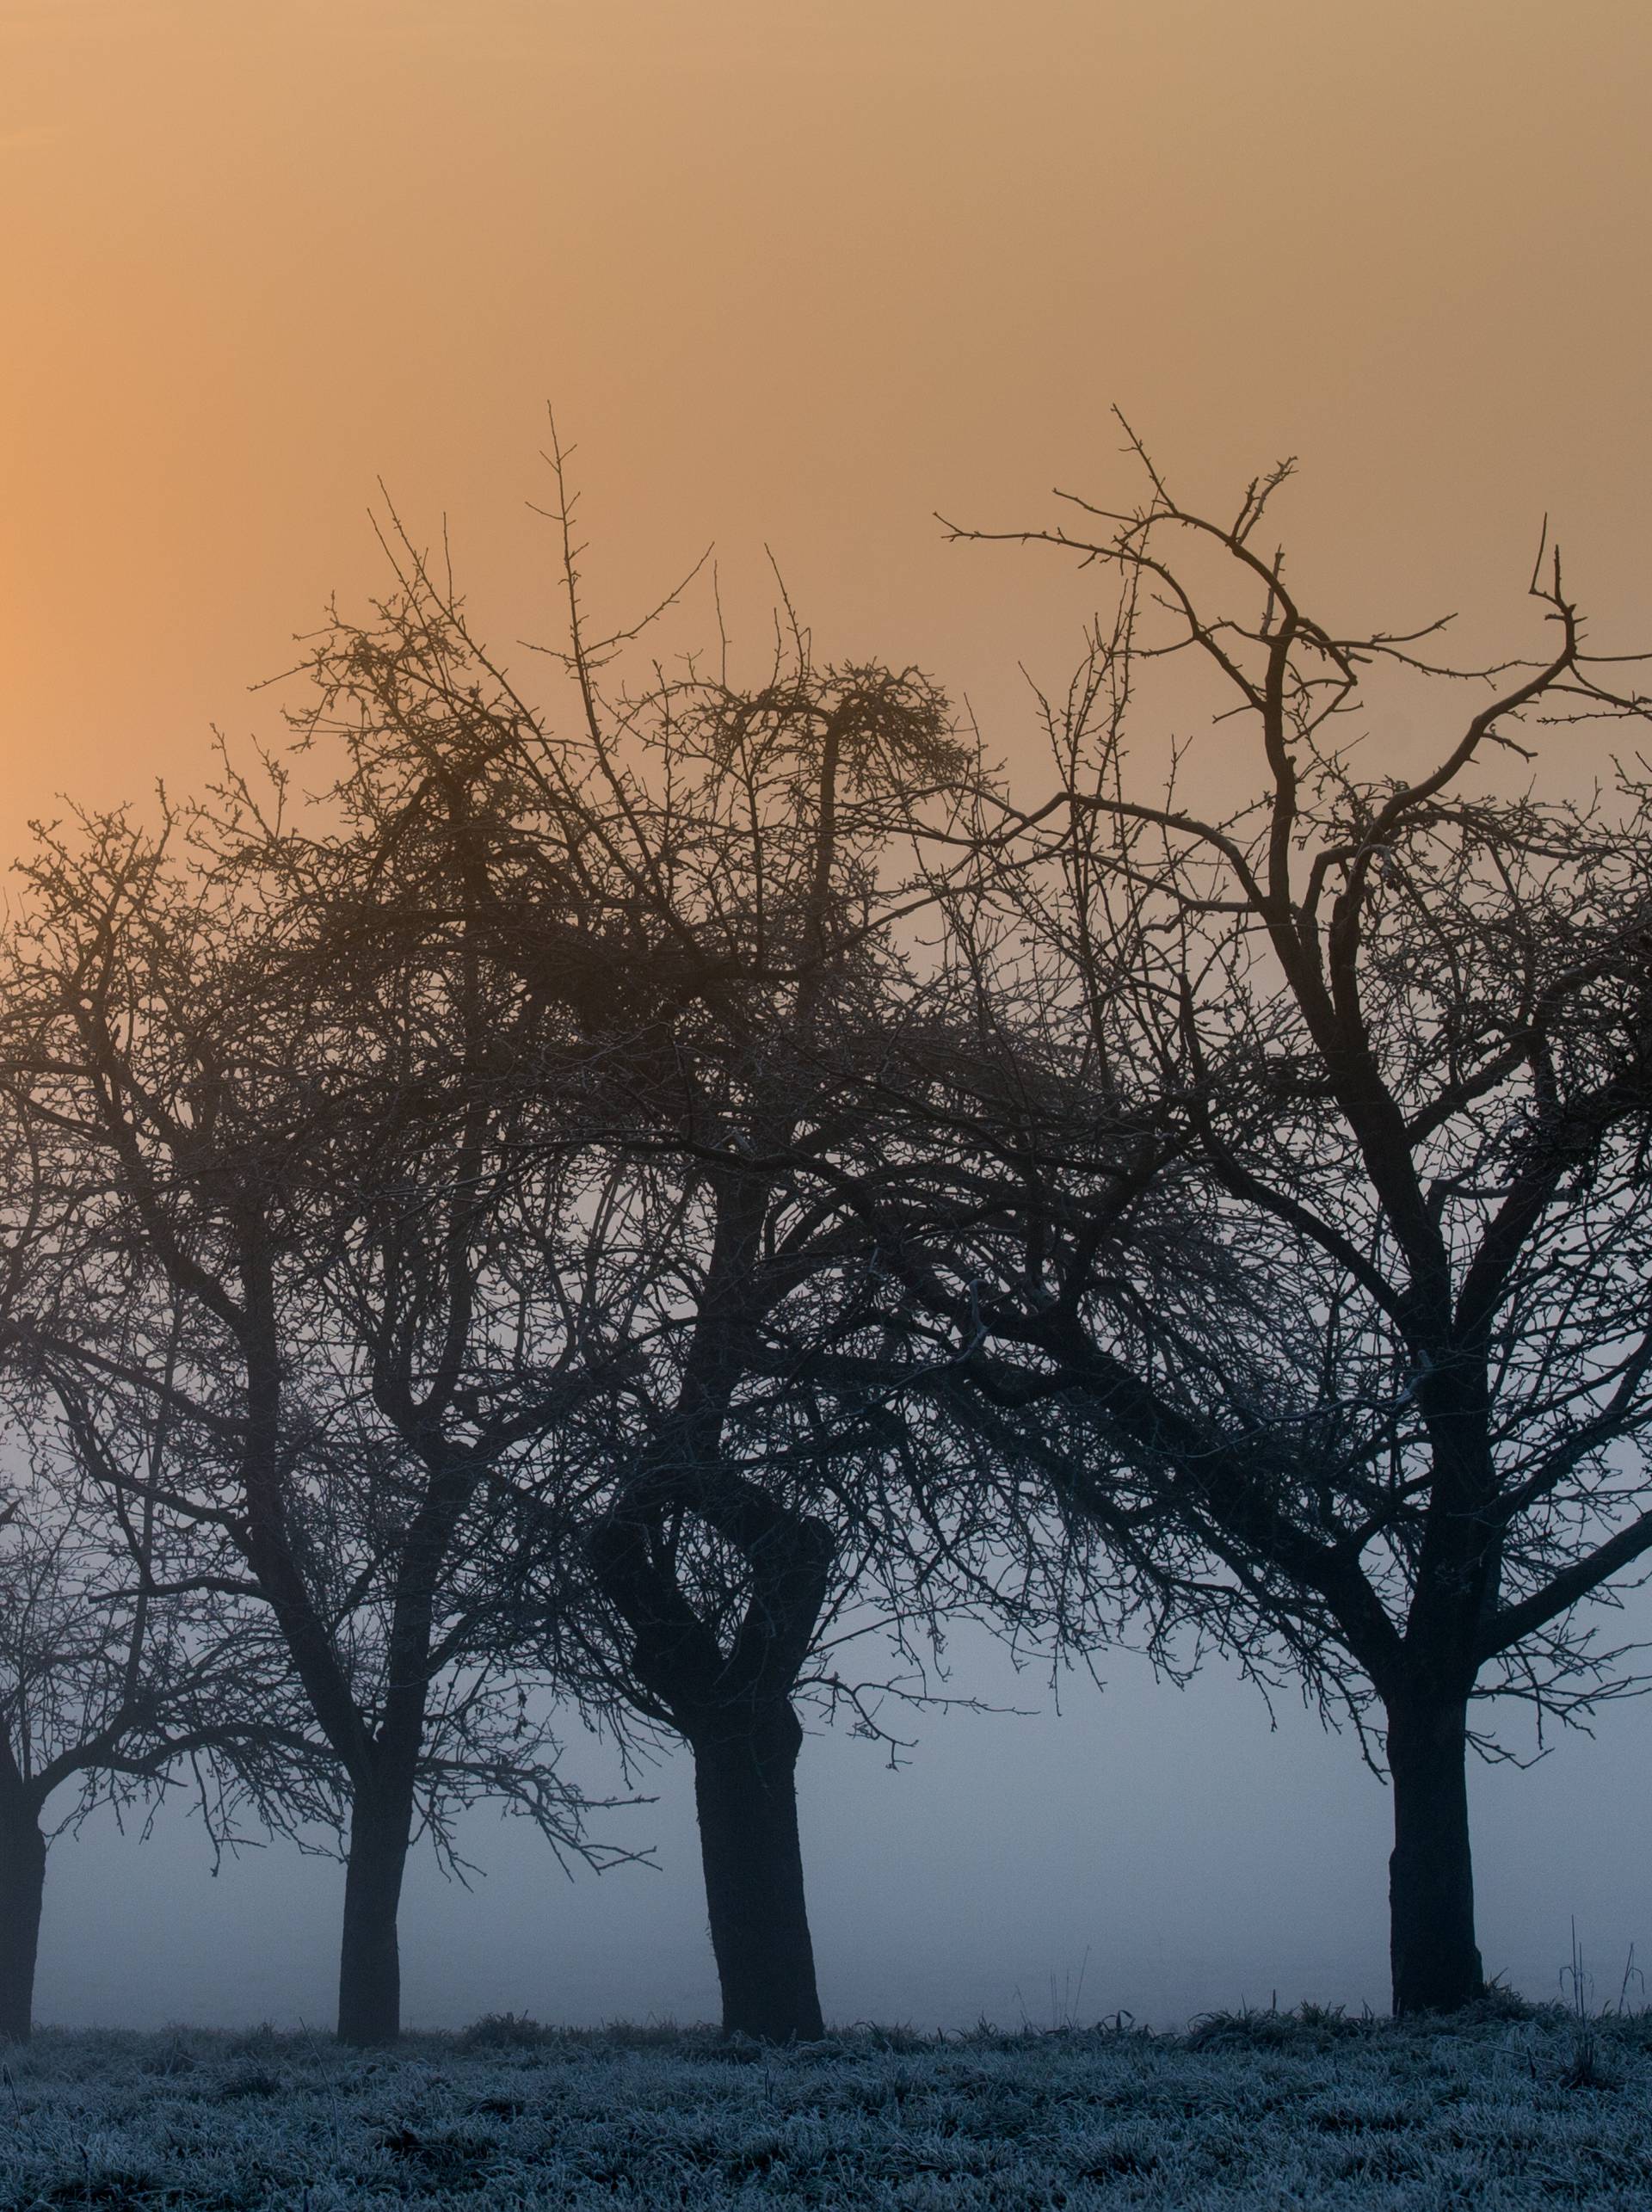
[
  {"left": 4, "top": 0, "right": 1652, "bottom": 2032},
  {"left": 40, "top": 1616, "right": 1652, "bottom": 2034}
]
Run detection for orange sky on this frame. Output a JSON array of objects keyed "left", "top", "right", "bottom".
[{"left": 3, "top": 0, "right": 1649, "bottom": 852}]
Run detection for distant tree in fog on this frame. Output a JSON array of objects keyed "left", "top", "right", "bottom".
[
  {"left": 0, "top": 1220, "right": 335, "bottom": 2042},
  {"left": 0, "top": 804, "right": 639, "bottom": 2047}
]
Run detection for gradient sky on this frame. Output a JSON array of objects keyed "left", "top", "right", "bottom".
[{"left": 5, "top": 0, "right": 1652, "bottom": 2030}]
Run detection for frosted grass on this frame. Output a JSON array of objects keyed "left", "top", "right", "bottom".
[{"left": 0, "top": 2008, "right": 1648, "bottom": 2207}]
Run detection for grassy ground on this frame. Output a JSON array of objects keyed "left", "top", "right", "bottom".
[{"left": 1, "top": 2003, "right": 1649, "bottom": 2209}]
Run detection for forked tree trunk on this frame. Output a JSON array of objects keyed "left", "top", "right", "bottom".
[
  {"left": 0, "top": 1813, "right": 46, "bottom": 2043},
  {"left": 1386, "top": 1694, "right": 1484, "bottom": 2016},
  {"left": 337, "top": 1784, "right": 414, "bottom": 2046},
  {"left": 690, "top": 1701, "right": 823, "bottom": 2041}
]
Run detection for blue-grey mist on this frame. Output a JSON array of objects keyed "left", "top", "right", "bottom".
[{"left": 37, "top": 1613, "right": 1652, "bottom": 2036}]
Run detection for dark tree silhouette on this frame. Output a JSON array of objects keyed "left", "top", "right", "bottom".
[
  {"left": 0, "top": 1366, "right": 339, "bottom": 2038},
  {"left": 280, "top": 453, "right": 992, "bottom": 2037},
  {"left": 0, "top": 1086, "right": 344, "bottom": 2043},
  {"left": 918, "top": 430, "right": 1652, "bottom": 2013},
  {"left": 0, "top": 804, "right": 638, "bottom": 2046}
]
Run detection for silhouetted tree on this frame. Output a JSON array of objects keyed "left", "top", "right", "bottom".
[
  {"left": 0, "top": 1081, "right": 345, "bottom": 2041},
  {"left": 0, "top": 803, "right": 638, "bottom": 2045},
  {"left": 279, "top": 453, "right": 997, "bottom": 2038},
  {"left": 0, "top": 1384, "right": 345, "bottom": 2043},
  {"left": 924, "top": 428, "right": 1652, "bottom": 2013}
]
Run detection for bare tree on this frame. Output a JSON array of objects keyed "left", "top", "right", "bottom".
[
  {"left": 0, "top": 1359, "right": 342, "bottom": 2041},
  {"left": 276, "top": 460, "right": 1004, "bottom": 2037},
  {"left": 0, "top": 1075, "right": 342, "bottom": 2041},
  {"left": 920, "top": 430, "right": 1652, "bottom": 2012},
  {"left": 0, "top": 802, "right": 639, "bottom": 2045}
]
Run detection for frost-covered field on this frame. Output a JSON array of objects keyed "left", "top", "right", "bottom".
[{"left": 2, "top": 2007, "right": 1649, "bottom": 2209}]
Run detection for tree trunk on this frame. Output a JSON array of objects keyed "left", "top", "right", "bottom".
[
  {"left": 689, "top": 1701, "right": 823, "bottom": 2041},
  {"left": 1386, "top": 1694, "right": 1484, "bottom": 2016},
  {"left": 336, "top": 1783, "right": 413, "bottom": 2046},
  {"left": 0, "top": 1814, "right": 46, "bottom": 2043}
]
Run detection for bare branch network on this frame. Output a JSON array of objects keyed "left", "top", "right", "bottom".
[{"left": 1, "top": 419, "right": 1649, "bottom": 2036}]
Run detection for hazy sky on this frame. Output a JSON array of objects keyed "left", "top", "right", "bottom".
[{"left": 5, "top": 0, "right": 1652, "bottom": 2031}]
